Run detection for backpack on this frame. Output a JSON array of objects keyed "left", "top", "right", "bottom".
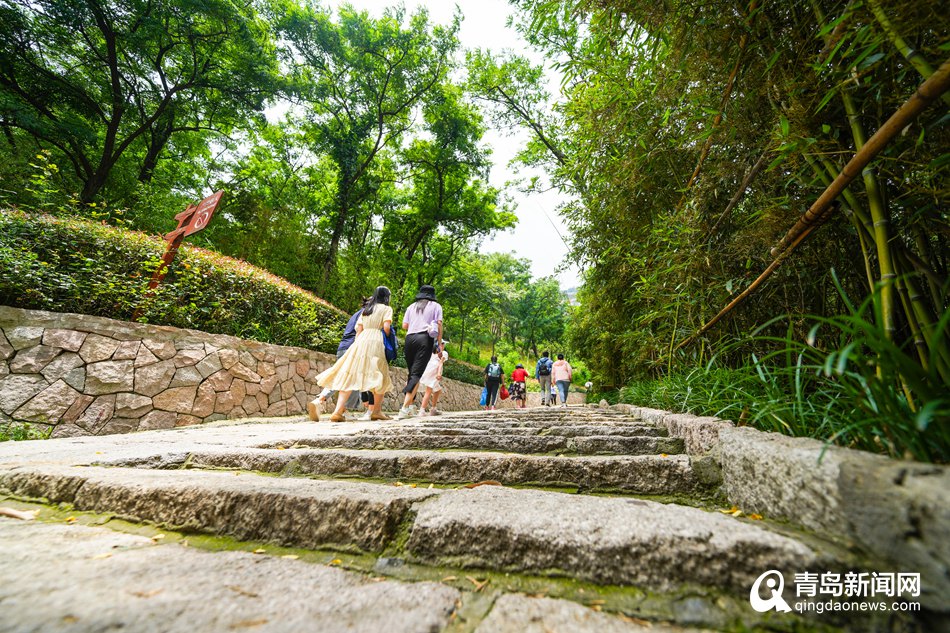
[
  {"left": 382, "top": 328, "right": 398, "bottom": 362},
  {"left": 538, "top": 358, "right": 552, "bottom": 376},
  {"left": 487, "top": 363, "right": 502, "bottom": 378}
]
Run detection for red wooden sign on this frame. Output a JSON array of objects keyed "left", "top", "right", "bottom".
[{"left": 134, "top": 191, "right": 224, "bottom": 319}]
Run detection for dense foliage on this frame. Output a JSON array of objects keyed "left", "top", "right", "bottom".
[
  {"left": 485, "top": 0, "right": 949, "bottom": 460},
  {"left": 0, "top": 0, "right": 571, "bottom": 370}
]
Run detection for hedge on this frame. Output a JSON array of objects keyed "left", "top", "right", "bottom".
[
  {"left": 0, "top": 209, "right": 484, "bottom": 385},
  {"left": 0, "top": 209, "right": 346, "bottom": 353}
]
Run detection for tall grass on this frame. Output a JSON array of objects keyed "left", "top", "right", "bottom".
[{"left": 619, "top": 287, "right": 950, "bottom": 463}]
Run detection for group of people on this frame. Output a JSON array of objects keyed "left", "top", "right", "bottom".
[
  {"left": 308, "top": 282, "right": 580, "bottom": 420},
  {"left": 308, "top": 284, "right": 447, "bottom": 422},
  {"left": 481, "top": 351, "right": 574, "bottom": 410}
]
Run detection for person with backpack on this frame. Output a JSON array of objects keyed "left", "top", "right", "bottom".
[
  {"left": 484, "top": 355, "right": 504, "bottom": 410},
  {"left": 535, "top": 351, "right": 554, "bottom": 406},
  {"left": 552, "top": 353, "right": 573, "bottom": 407},
  {"left": 314, "top": 286, "right": 393, "bottom": 422}
]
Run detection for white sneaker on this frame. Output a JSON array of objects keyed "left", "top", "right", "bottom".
[
  {"left": 394, "top": 407, "right": 410, "bottom": 420},
  {"left": 407, "top": 405, "right": 418, "bottom": 417},
  {"left": 428, "top": 408, "right": 442, "bottom": 416},
  {"left": 359, "top": 410, "right": 372, "bottom": 421}
]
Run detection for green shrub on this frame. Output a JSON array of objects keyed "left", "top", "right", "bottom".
[
  {"left": 0, "top": 209, "right": 484, "bottom": 385},
  {"left": 0, "top": 209, "right": 346, "bottom": 352},
  {"left": 616, "top": 298, "right": 950, "bottom": 464}
]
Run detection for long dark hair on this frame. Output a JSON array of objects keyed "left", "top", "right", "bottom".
[{"left": 362, "top": 286, "right": 391, "bottom": 316}]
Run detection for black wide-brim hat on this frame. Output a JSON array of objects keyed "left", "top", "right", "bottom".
[{"left": 415, "top": 284, "right": 437, "bottom": 301}]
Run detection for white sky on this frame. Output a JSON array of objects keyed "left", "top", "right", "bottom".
[{"left": 325, "top": 0, "right": 581, "bottom": 289}]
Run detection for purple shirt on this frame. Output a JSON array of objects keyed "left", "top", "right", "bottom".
[{"left": 402, "top": 301, "right": 443, "bottom": 335}]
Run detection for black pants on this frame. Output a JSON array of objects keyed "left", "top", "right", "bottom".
[
  {"left": 403, "top": 332, "right": 434, "bottom": 395},
  {"left": 485, "top": 379, "right": 501, "bottom": 406}
]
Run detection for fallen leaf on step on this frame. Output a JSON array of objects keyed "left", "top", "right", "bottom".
[
  {"left": 151, "top": 534, "right": 165, "bottom": 542},
  {"left": 230, "top": 618, "right": 268, "bottom": 628},
  {"left": 748, "top": 513, "right": 763, "bottom": 520},
  {"left": 428, "top": 483, "right": 434, "bottom": 489},
  {"left": 441, "top": 576, "right": 457, "bottom": 582},
  {"left": 281, "top": 555, "right": 299, "bottom": 560},
  {"left": 130, "top": 589, "right": 163, "bottom": 598},
  {"left": 329, "top": 558, "right": 342, "bottom": 566},
  {"left": 617, "top": 614, "right": 652, "bottom": 626},
  {"left": 252, "top": 548, "right": 267, "bottom": 554},
  {"left": 226, "top": 586, "right": 260, "bottom": 598},
  {"left": 276, "top": 446, "right": 286, "bottom": 450},
  {"left": 65, "top": 516, "right": 77, "bottom": 523},
  {"left": 660, "top": 453, "right": 668, "bottom": 458},
  {"left": 394, "top": 482, "right": 403, "bottom": 487},
  {"left": 0, "top": 507, "right": 38, "bottom": 521},
  {"left": 718, "top": 505, "right": 739, "bottom": 515},
  {"left": 463, "top": 480, "right": 502, "bottom": 489},
  {"left": 91, "top": 553, "right": 112, "bottom": 560},
  {"left": 466, "top": 576, "right": 490, "bottom": 592}
]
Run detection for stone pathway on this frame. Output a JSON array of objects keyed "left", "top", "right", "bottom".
[{"left": 0, "top": 407, "right": 927, "bottom": 632}]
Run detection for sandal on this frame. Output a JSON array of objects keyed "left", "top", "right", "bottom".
[
  {"left": 307, "top": 400, "right": 320, "bottom": 421},
  {"left": 370, "top": 412, "right": 391, "bottom": 421},
  {"left": 329, "top": 412, "right": 346, "bottom": 422}
]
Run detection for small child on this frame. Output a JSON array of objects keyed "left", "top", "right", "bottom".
[{"left": 419, "top": 341, "right": 448, "bottom": 415}]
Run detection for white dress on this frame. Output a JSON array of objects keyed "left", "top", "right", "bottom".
[
  {"left": 316, "top": 305, "right": 393, "bottom": 394},
  {"left": 419, "top": 350, "right": 448, "bottom": 392}
]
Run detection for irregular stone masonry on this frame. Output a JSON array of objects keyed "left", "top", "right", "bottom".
[{"left": 0, "top": 306, "right": 552, "bottom": 437}]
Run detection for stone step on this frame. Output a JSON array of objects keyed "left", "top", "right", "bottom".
[
  {"left": 284, "top": 433, "right": 685, "bottom": 456},
  {"left": 179, "top": 447, "right": 717, "bottom": 495},
  {"left": 1, "top": 464, "right": 829, "bottom": 596},
  {"left": 404, "top": 485, "right": 827, "bottom": 594},
  {"left": 0, "top": 517, "right": 459, "bottom": 633},
  {"left": 1, "top": 466, "right": 436, "bottom": 552},
  {"left": 380, "top": 423, "right": 669, "bottom": 437}
]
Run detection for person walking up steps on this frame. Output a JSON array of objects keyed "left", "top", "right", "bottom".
[
  {"left": 509, "top": 363, "right": 528, "bottom": 409},
  {"left": 419, "top": 340, "right": 448, "bottom": 416},
  {"left": 484, "top": 356, "right": 503, "bottom": 410},
  {"left": 535, "top": 351, "right": 553, "bottom": 406},
  {"left": 308, "top": 306, "right": 372, "bottom": 421},
  {"left": 551, "top": 353, "right": 573, "bottom": 407},
  {"left": 314, "top": 286, "right": 394, "bottom": 422},
  {"left": 396, "top": 284, "right": 443, "bottom": 420}
]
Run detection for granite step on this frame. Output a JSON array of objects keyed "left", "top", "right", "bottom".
[
  {"left": 1, "top": 464, "right": 830, "bottom": 594},
  {"left": 282, "top": 432, "right": 685, "bottom": 455},
  {"left": 176, "top": 447, "right": 719, "bottom": 495}
]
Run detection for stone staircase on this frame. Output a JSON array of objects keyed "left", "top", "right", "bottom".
[{"left": 0, "top": 406, "right": 933, "bottom": 632}]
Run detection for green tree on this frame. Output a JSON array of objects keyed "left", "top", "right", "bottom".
[
  {"left": 0, "top": 0, "right": 280, "bottom": 203},
  {"left": 275, "top": 2, "right": 461, "bottom": 293}
]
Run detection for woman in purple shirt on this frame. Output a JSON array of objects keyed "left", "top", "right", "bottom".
[{"left": 395, "top": 284, "right": 443, "bottom": 419}]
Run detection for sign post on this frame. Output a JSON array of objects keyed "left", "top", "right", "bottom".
[{"left": 133, "top": 191, "right": 223, "bottom": 319}]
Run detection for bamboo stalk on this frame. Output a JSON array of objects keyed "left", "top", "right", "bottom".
[
  {"left": 771, "top": 58, "right": 950, "bottom": 254},
  {"left": 708, "top": 150, "right": 769, "bottom": 236},
  {"left": 867, "top": 0, "right": 950, "bottom": 107},
  {"left": 840, "top": 86, "right": 897, "bottom": 340}
]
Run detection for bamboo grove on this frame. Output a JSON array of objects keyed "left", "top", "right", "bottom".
[{"left": 486, "top": 0, "right": 948, "bottom": 459}]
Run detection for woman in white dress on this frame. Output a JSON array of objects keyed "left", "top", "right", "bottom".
[{"left": 315, "top": 286, "right": 393, "bottom": 421}]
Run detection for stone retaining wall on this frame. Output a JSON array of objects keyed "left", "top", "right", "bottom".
[{"left": 0, "top": 306, "right": 490, "bottom": 436}]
